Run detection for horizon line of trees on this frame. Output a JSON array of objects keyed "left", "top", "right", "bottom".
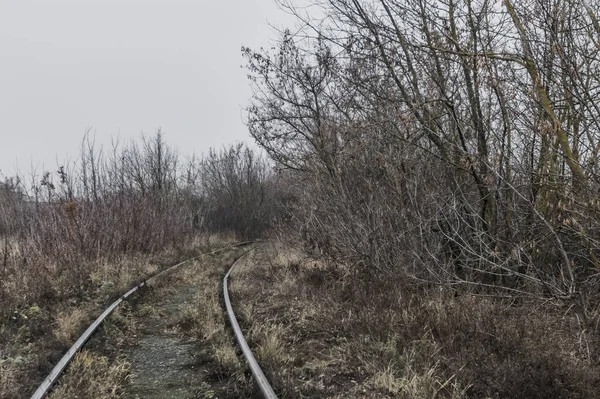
[{"left": 0, "top": 131, "right": 280, "bottom": 316}]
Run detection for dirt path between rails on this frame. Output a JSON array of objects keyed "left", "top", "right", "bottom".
[
  {"left": 124, "top": 284, "right": 208, "bottom": 398},
  {"left": 47, "top": 249, "right": 256, "bottom": 399},
  {"left": 123, "top": 250, "right": 257, "bottom": 399}
]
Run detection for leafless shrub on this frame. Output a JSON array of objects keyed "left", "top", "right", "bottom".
[
  {"left": 244, "top": 0, "right": 600, "bottom": 359},
  {"left": 198, "top": 143, "right": 281, "bottom": 239},
  {"left": 0, "top": 133, "right": 284, "bottom": 319}
]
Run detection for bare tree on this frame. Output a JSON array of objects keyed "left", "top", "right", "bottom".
[
  {"left": 244, "top": 0, "right": 600, "bottom": 343},
  {"left": 199, "top": 143, "right": 278, "bottom": 239}
]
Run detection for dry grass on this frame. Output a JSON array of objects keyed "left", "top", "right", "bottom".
[
  {"left": 44, "top": 303, "right": 135, "bottom": 399},
  {"left": 0, "top": 238, "right": 214, "bottom": 399},
  {"left": 90, "top": 257, "right": 160, "bottom": 299},
  {"left": 0, "top": 358, "right": 17, "bottom": 398},
  {"left": 137, "top": 247, "right": 257, "bottom": 397},
  {"left": 41, "top": 243, "right": 247, "bottom": 398},
  {"left": 54, "top": 308, "right": 91, "bottom": 346},
  {"left": 177, "top": 251, "right": 247, "bottom": 376},
  {"left": 229, "top": 242, "right": 600, "bottom": 398},
  {"left": 198, "top": 232, "right": 241, "bottom": 249},
  {"left": 251, "top": 323, "right": 292, "bottom": 367},
  {"left": 213, "top": 343, "right": 243, "bottom": 372},
  {"left": 47, "top": 350, "right": 129, "bottom": 399}
]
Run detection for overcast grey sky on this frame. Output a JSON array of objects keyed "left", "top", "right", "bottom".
[{"left": 0, "top": 0, "right": 296, "bottom": 177}]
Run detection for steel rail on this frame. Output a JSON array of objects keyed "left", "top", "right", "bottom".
[
  {"left": 223, "top": 246, "right": 278, "bottom": 399},
  {"left": 30, "top": 241, "right": 253, "bottom": 399},
  {"left": 30, "top": 283, "right": 143, "bottom": 399}
]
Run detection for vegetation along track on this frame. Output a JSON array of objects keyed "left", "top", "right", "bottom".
[{"left": 31, "top": 242, "right": 277, "bottom": 399}]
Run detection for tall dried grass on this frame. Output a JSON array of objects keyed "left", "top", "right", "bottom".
[{"left": 230, "top": 243, "right": 600, "bottom": 398}]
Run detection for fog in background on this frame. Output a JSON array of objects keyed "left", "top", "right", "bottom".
[{"left": 0, "top": 0, "right": 294, "bottom": 176}]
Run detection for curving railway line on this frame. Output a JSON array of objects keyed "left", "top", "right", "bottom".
[{"left": 30, "top": 242, "right": 278, "bottom": 399}]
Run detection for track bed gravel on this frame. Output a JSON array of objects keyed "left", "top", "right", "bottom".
[{"left": 124, "top": 285, "right": 207, "bottom": 399}]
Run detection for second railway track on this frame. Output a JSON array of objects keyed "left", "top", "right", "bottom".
[{"left": 32, "top": 242, "right": 278, "bottom": 399}]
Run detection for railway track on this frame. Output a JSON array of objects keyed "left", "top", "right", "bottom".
[
  {"left": 224, "top": 246, "right": 278, "bottom": 399},
  {"left": 30, "top": 242, "right": 278, "bottom": 399}
]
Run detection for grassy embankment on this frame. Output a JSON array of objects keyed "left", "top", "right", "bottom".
[
  {"left": 6, "top": 237, "right": 598, "bottom": 398},
  {"left": 0, "top": 234, "right": 235, "bottom": 398},
  {"left": 229, "top": 242, "right": 600, "bottom": 399}
]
